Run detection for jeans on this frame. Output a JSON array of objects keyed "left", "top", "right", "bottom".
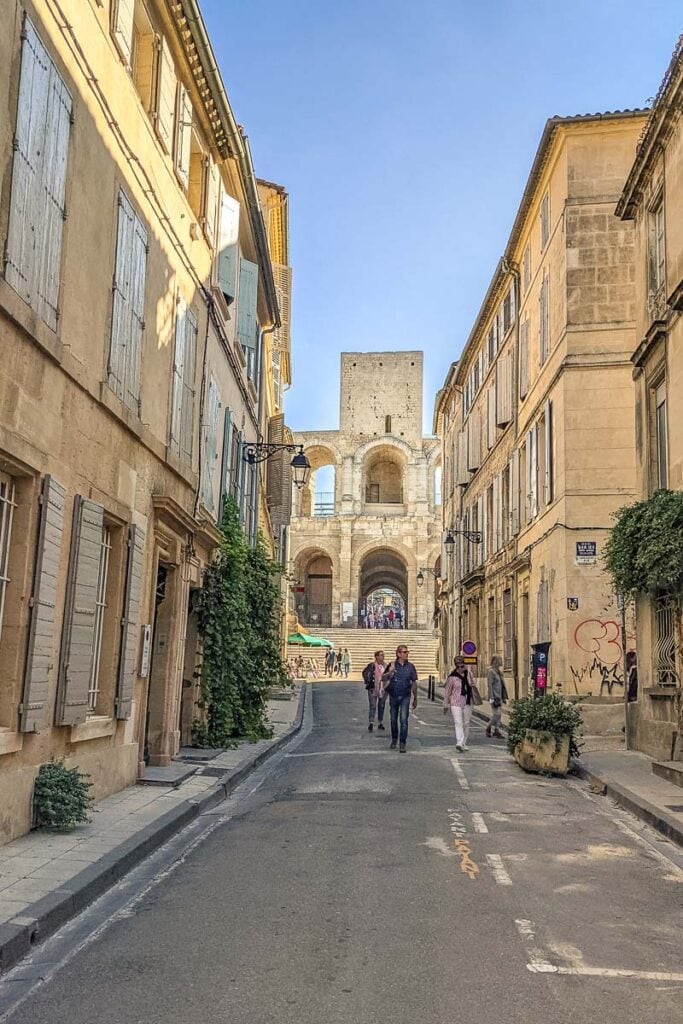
[
  {"left": 451, "top": 705, "right": 472, "bottom": 747},
  {"left": 489, "top": 702, "right": 502, "bottom": 732},
  {"left": 367, "top": 690, "right": 386, "bottom": 724},
  {"left": 343, "top": 665, "right": 349, "bottom": 678},
  {"left": 390, "top": 695, "right": 411, "bottom": 745}
]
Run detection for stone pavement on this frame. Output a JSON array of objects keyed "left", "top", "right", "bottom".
[{"left": 0, "top": 686, "right": 304, "bottom": 972}]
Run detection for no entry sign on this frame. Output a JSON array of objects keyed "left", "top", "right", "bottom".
[{"left": 461, "top": 640, "right": 477, "bottom": 657}]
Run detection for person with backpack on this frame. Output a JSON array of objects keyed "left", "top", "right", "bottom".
[
  {"left": 443, "top": 655, "right": 475, "bottom": 752},
  {"left": 486, "top": 654, "right": 508, "bottom": 738},
  {"left": 362, "top": 650, "right": 387, "bottom": 732}
]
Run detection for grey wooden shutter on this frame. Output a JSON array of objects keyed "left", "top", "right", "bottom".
[
  {"left": 203, "top": 158, "right": 219, "bottom": 245},
  {"left": 116, "top": 523, "right": 145, "bottom": 719},
  {"left": 181, "top": 306, "right": 197, "bottom": 463},
  {"left": 21, "top": 475, "right": 66, "bottom": 732},
  {"left": 170, "top": 296, "right": 186, "bottom": 457},
  {"left": 6, "top": 18, "right": 72, "bottom": 330},
  {"left": 544, "top": 400, "right": 554, "bottom": 504},
  {"left": 237, "top": 259, "right": 259, "bottom": 378},
  {"left": 219, "top": 407, "right": 234, "bottom": 520},
  {"left": 217, "top": 191, "right": 240, "bottom": 304},
  {"left": 174, "top": 84, "right": 193, "bottom": 188},
  {"left": 155, "top": 36, "right": 176, "bottom": 153},
  {"left": 111, "top": 0, "right": 135, "bottom": 65},
  {"left": 109, "top": 192, "right": 146, "bottom": 413},
  {"left": 57, "top": 497, "right": 103, "bottom": 726},
  {"left": 201, "top": 377, "right": 220, "bottom": 513},
  {"left": 510, "top": 451, "right": 520, "bottom": 536}
]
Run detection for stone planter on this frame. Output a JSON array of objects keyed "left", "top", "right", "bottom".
[{"left": 513, "top": 729, "right": 570, "bottom": 775}]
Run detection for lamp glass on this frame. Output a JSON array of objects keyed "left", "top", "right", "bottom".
[{"left": 291, "top": 451, "right": 311, "bottom": 490}]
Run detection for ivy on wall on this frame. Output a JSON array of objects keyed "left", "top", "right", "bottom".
[
  {"left": 604, "top": 490, "right": 683, "bottom": 598},
  {"left": 193, "top": 497, "right": 289, "bottom": 747}
]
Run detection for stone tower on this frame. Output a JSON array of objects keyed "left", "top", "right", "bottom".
[{"left": 288, "top": 352, "right": 441, "bottom": 630}]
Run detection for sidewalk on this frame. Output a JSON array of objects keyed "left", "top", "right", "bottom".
[{"left": 0, "top": 685, "right": 306, "bottom": 974}]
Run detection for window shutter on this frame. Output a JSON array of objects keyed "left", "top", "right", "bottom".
[
  {"left": 57, "top": 497, "right": 104, "bottom": 726},
  {"left": 479, "top": 495, "right": 486, "bottom": 565},
  {"left": 237, "top": 258, "right": 259, "bottom": 373},
  {"left": 496, "top": 354, "right": 512, "bottom": 426},
  {"left": 487, "top": 385, "right": 496, "bottom": 449},
  {"left": 530, "top": 426, "right": 539, "bottom": 518},
  {"left": 116, "top": 523, "right": 145, "bottom": 719},
  {"left": 174, "top": 84, "right": 193, "bottom": 187},
  {"left": 510, "top": 451, "right": 520, "bottom": 536},
  {"left": 519, "top": 320, "right": 529, "bottom": 398},
  {"left": 109, "top": 192, "right": 134, "bottom": 399},
  {"left": 219, "top": 406, "right": 234, "bottom": 519},
  {"left": 203, "top": 158, "right": 219, "bottom": 246},
  {"left": 127, "top": 209, "right": 147, "bottom": 412},
  {"left": 544, "top": 400, "right": 553, "bottom": 504},
  {"left": 217, "top": 190, "right": 240, "bottom": 304},
  {"left": 266, "top": 413, "right": 292, "bottom": 532},
  {"left": 6, "top": 19, "right": 72, "bottom": 330},
  {"left": 272, "top": 263, "right": 292, "bottom": 353},
  {"left": 181, "top": 306, "right": 197, "bottom": 464},
  {"left": 155, "top": 36, "right": 176, "bottom": 153},
  {"left": 111, "top": 0, "right": 135, "bottom": 65},
  {"left": 170, "top": 295, "right": 186, "bottom": 457},
  {"left": 467, "top": 411, "right": 481, "bottom": 472},
  {"left": 201, "top": 377, "right": 220, "bottom": 513},
  {"left": 21, "top": 475, "right": 66, "bottom": 732},
  {"left": 493, "top": 474, "right": 501, "bottom": 552}
]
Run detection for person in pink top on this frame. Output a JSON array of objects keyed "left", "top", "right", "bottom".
[
  {"left": 362, "top": 650, "right": 387, "bottom": 732},
  {"left": 443, "top": 655, "right": 475, "bottom": 751}
]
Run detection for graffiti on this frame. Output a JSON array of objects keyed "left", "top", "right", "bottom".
[
  {"left": 570, "top": 658, "right": 623, "bottom": 695},
  {"left": 571, "top": 619, "right": 625, "bottom": 695}
]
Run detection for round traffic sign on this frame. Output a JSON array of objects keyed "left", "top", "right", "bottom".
[{"left": 461, "top": 640, "right": 477, "bottom": 656}]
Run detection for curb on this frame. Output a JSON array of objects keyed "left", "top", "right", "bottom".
[
  {"left": 0, "top": 685, "right": 308, "bottom": 975},
  {"left": 571, "top": 761, "right": 683, "bottom": 849}
]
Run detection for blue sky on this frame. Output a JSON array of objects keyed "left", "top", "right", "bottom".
[{"left": 202, "top": 1, "right": 681, "bottom": 435}]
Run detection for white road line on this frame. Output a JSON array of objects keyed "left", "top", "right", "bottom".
[
  {"left": 529, "top": 964, "right": 683, "bottom": 982},
  {"left": 471, "top": 813, "right": 489, "bottom": 833},
  {"left": 486, "top": 853, "right": 512, "bottom": 885},
  {"left": 450, "top": 758, "right": 470, "bottom": 789},
  {"left": 514, "top": 919, "right": 554, "bottom": 972}
]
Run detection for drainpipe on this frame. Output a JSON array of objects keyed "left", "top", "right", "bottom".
[{"left": 502, "top": 257, "right": 522, "bottom": 695}]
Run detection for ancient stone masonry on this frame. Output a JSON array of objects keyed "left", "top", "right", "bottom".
[{"left": 289, "top": 352, "right": 441, "bottom": 630}]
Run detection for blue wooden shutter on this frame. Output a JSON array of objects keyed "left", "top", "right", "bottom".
[
  {"left": 217, "top": 191, "right": 240, "bottom": 303},
  {"left": 237, "top": 259, "right": 258, "bottom": 379}
]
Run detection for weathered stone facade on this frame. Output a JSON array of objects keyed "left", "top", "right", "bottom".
[{"left": 289, "top": 352, "right": 441, "bottom": 630}]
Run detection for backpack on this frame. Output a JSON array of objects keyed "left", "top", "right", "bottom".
[{"left": 362, "top": 663, "right": 376, "bottom": 689}]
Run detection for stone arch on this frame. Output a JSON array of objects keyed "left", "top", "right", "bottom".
[
  {"left": 352, "top": 540, "right": 418, "bottom": 629},
  {"left": 296, "top": 442, "right": 341, "bottom": 518},
  {"left": 360, "top": 442, "right": 409, "bottom": 506},
  {"left": 292, "top": 544, "right": 338, "bottom": 628}
]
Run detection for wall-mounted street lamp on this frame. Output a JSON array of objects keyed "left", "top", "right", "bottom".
[
  {"left": 242, "top": 442, "right": 311, "bottom": 490},
  {"left": 444, "top": 527, "right": 482, "bottom": 552},
  {"left": 416, "top": 567, "right": 441, "bottom": 588}
]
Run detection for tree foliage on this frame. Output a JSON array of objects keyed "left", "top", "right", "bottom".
[
  {"left": 507, "top": 693, "right": 583, "bottom": 759},
  {"left": 604, "top": 490, "right": 683, "bottom": 598},
  {"left": 193, "top": 497, "right": 288, "bottom": 747}
]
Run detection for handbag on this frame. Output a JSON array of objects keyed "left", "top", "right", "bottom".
[{"left": 470, "top": 683, "right": 483, "bottom": 706}]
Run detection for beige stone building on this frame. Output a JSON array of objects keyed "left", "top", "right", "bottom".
[
  {"left": 289, "top": 352, "right": 441, "bottom": 634},
  {"left": 617, "top": 38, "right": 683, "bottom": 759},
  {"left": 436, "top": 110, "right": 647, "bottom": 696},
  {"left": 0, "top": 0, "right": 289, "bottom": 843}
]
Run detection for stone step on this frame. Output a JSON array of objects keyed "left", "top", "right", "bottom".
[
  {"left": 652, "top": 760, "right": 683, "bottom": 789},
  {"left": 290, "top": 627, "right": 439, "bottom": 677}
]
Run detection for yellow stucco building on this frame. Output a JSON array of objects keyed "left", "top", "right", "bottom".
[
  {"left": 0, "top": 0, "right": 290, "bottom": 842},
  {"left": 436, "top": 111, "right": 647, "bottom": 697}
]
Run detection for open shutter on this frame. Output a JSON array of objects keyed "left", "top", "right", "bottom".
[
  {"left": 272, "top": 263, "right": 292, "bottom": 353},
  {"left": 174, "top": 84, "right": 193, "bottom": 187},
  {"left": 530, "top": 427, "right": 539, "bottom": 519},
  {"left": 237, "top": 258, "right": 259, "bottom": 375},
  {"left": 519, "top": 320, "right": 529, "bottom": 398},
  {"left": 544, "top": 400, "right": 554, "bottom": 504},
  {"left": 111, "top": 0, "right": 135, "bottom": 65},
  {"left": 21, "top": 476, "right": 66, "bottom": 732},
  {"left": 217, "top": 191, "right": 240, "bottom": 304},
  {"left": 203, "top": 159, "right": 219, "bottom": 246},
  {"left": 116, "top": 523, "right": 145, "bottom": 719},
  {"left": 479, "top": 495, "right": 486, "bottom": 565},
  {"left": 487, "top": 385, "right": 496, "bottom": 449},
  {"left": 510, "top": 451, "right": 520, "bottom": 536},
  {"left": 219, "top": 406, "right": 233, "bottom": 519},
  {"left": 57, "top": 498, "right": 103, "bottom": 726},
  {"left": 492, "top": 475, "right": 500, "bottom": 553},
  {"left": 109, "top": 191, "right": 134, "bottom": 402},
  {"left": 170, "top": 295, "right": 186, "bottom": 456},
  {"left": 181, "top": 307, "right": 197, "bottom": 464},
  {"left": 155, "top": 36, "right": 176, "bottom": 153},
  {"left": 38, "top": 61, "right": 71, "bottom": 330}
]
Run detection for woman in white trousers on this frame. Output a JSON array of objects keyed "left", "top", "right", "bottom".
[{"left": 443, "top": 655, "right": 475, "bottom": 751}]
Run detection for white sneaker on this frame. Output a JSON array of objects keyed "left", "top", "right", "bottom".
[{"left": 462, "top": 745, "right": 469, "bottom": 750}]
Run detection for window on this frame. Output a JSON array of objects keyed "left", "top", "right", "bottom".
[
  {"left": 654, "top": 381, "right": 668, "bottom": 490},
  {"left": 109, "top": 192, "right": 147, "bottom": 413},
  {"left": 272, "top": 350, "right": 282, "bottom": 409},
  {"left": 385, "top": 415, "right": 392, "bottom": 433},
  {"left": 170, "top": 298, "right": 198, "bottom": 463},
  {"left": 487, "top": 324, "right": 497, "bottom": 364},
  {"left": 502, "top": 290, "right": 512, "bottom": 335},
  {"left": 434, "top": 465, "right": 442, "bottom": 506},
  {"left": 648, "top": 198, "right": 666, "bottom": 305},
  {"left": 5, "top": 19, "right": 72, "bottom": 330},
  {"left": 130, "top": 1, "right": 155, "bottom": 110},
  {"left": 488, "top": 596, "right": 496, "bottom": 661},
  {"left": 174, "top": 85, "right": 193, "bottom": 188},
  {"left": 523, "top": 243, "right": 531, "bottom": 294},
  {"left": 654, "top": 592, "right": 678, "bottom": 685},
  {"left": 200, "top": 376, "right": 221, "bottom": 513},
  {"left": 519, "top": 319, "right": 530, "bottom": 398},
  {"left": 540, "top": 191, "right": 550, "bottom": 250},
  {"left": 486, "top": 485, "right": 494, "bottom": 554},
  {"left": 88, "top": 527, "right": 112, "bottom": 713},
  {"left": 539, "top": 272, "right": 549, "bottom": 366},
  {"left": 503, "top": 588, "right": 513, "bottom": 671},
  {"left": 0, "top": 474, "right": 16, "bottom": 643},
  {"left": 501, "top": 464, "right": 510, "bottom": 544}
]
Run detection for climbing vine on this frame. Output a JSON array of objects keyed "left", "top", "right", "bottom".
[
  {"left": 604, "top": 490, "right": 683, "bottom": 598},
  {"left": 193, "top": 497, "right": 288, "bottom": 747}
]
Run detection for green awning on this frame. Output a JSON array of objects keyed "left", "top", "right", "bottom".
[{"left": 287, "top": 632, "right": 333, "bottom": 648}]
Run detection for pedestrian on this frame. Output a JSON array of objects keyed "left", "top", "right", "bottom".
[
  {"left": 342, "top": 648, "right": 351, "bottom": 678},
  {"left": 360, "top": 606, "right": 366, "bottom": 628},
  {"left": 443, "top": 655, "right": 475, "bottom": 752},
  {"left": 396, "top": 607, "right": 403, "bottom": 629},
  {"left": 486, "top": 654, "right": 508, "bottom": 738},
  {"left": 335, "top": 648, "right": 343, "bottom": 676},
  {"left": 388, "top": 607, "right": 395, "bottom": 629},
  {"left": 325, "top": 648, "right": 335, "bottom": 676},
  {"left": 362, "top": 649, "right": 387, "bottom": 732},
  {"left": 382, "top": 644, "right": 418, "bottom": 752},
  {"left": 295, "top": 654, "right": 305, "bottom": 679}
]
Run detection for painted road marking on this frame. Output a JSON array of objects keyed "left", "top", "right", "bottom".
[
  {"left": 486, "top": 853, "right": 512, "bottom": 885},
  {"left": 514, "top": 919, "right": 554, "bottom": 972},
  {"left": 471, "top": 813, "right": 488, "bottom": 833},
  {"left": 450, "top": 758, "right": 470, "bottom": 789},
  {"left": 446, "top": 809, "right": 479, "bottom": 880}
]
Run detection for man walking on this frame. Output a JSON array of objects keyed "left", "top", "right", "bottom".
[{"left": 383, "top": 644, "right": 418, "bottom": 752}]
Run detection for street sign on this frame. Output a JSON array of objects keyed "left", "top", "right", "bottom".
[
  {"left": 576, "top": 541, "right": 597, "bottom": 565},
  {"left": 461, "top": 640, "right": 477, "bottom": 656},
  {"left": 463, "top": 656, "right": 477, "bottom": 665},
  {"left": 567, "top": 597, "right": 579, "bottom": 611}
]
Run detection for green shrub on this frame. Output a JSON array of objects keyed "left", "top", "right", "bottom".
[
  {"left": 33, "top": 759, "right": 93, "bottom": 831},
  {"left": 604, "top": 489, "right": 683, "bottom": 597},
  {"left": 507, "top": 693, "right": 583, "bottom": 759}
]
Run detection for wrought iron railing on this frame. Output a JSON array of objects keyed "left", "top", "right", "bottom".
[
  {"left": 313, "top": 492, "right": 335, "bottom": 517},
  {"left": 654, "top": 592, "right": 678, "bottom": 685}
]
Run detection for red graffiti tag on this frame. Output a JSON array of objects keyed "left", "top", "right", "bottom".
[{"left": 573, "top": 619, "right": 622, "bottom": 667}]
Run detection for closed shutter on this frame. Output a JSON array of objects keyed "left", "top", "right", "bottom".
[
  {"left": 237, "top": 258, "right": 259, "bottom": 378},
  {"left": 203, "top": 158, "right": 219, "bottom": 246},
  {"left": 530, "top": 426, "right": 539, "bottom": 519},
  {"left": 217, "top": 190, "right": 240, "bottom": 303},
  {"left": 519, "top": 320, "right": 529, "bottom": 398},
  {"left": 487, "top": 385, "right": 496, "bottom": 449},
  {"left": 266, "top": 413, "right": 292, "bottom": 531},
  {"left": 6, "top": 19, "right": 72, "bottom": 331},
  {"left": 493, "top": 474, "right": 501, "bottom": 552},
  {"left": 510, "top": 450, "right": 520, "bottom": 536},
  {"left": 478, "top": 495, "right": 485, "bottom": 565},
  {"left": 57, "top": 498, "right": 104, "bottom": 726},
  {"left": 111, "top": 0, "right": 135, "bottom": 65},
  {"left": 170, "top": 295, "right": 186, "bottom": 457},
  {"left": 21, "top": 476, "right": 66, "bottom": 732},
  {"left": 524, "top": 433, "right": 532, "bottom": 523},
  {"left": 155, "top": 36, "right": 176, "bottom": 153},
  {"left": 181, "top": 306, "right": 197, "bottom": 464},
  {"left": 467, "top": 411, "right": 481, "bottom": 471},
  {"left": 219, "top": 406, "right": 233, "bottom": 519},
  {"left": 544, "top": 400, "right": 554, "bottom": 504},
  {"left": 174, "top": 84, "right": 193, "bottom": 187},
  {"left": 116, "top": 523, "right": 145, "bottom": 719},
  {"left": 272, "top": 264, "right": 292, "bottom": 353},
  {"left": 496, "top": 352, "right": 512, "bottom": 426},
  {"left": 109, "top": 192, "right": 147, "bottom": 413},
  {"left": 201, "top": 377, "right": 220, "bottom": 513}
]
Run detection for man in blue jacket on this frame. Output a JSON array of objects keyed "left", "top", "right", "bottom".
[{"left": 382, "top": 644, "right": 418, "bottom": 752}]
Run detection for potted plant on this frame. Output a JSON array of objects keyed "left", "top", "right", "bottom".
[{"left": 507, "top": 693, "right": 582, "bottom": 775}]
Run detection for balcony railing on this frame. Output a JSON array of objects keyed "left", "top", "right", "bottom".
[{"left": 313, "top": 492, "right": 335, "bottom": 517}]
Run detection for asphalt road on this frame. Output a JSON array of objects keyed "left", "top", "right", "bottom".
[{"left": 2, "top": 683, "right": 682, "bottom": 1024}]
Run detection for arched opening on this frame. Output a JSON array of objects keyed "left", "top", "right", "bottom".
[
  {"left": 363, "top": 446, "right": 405, "bottom": 505},
  {"left": 294, "top": 550, "right": 333, "bottom": 627},
  {"left": 297, "top": 446, "right": 337, "bottom": 518},
  {"left": 358, "top": 548, "right": 408, "bottom": 628}
]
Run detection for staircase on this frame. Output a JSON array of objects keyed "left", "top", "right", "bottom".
[{"left": 288, "top": 627, "right": 439, "bottom": 679}]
